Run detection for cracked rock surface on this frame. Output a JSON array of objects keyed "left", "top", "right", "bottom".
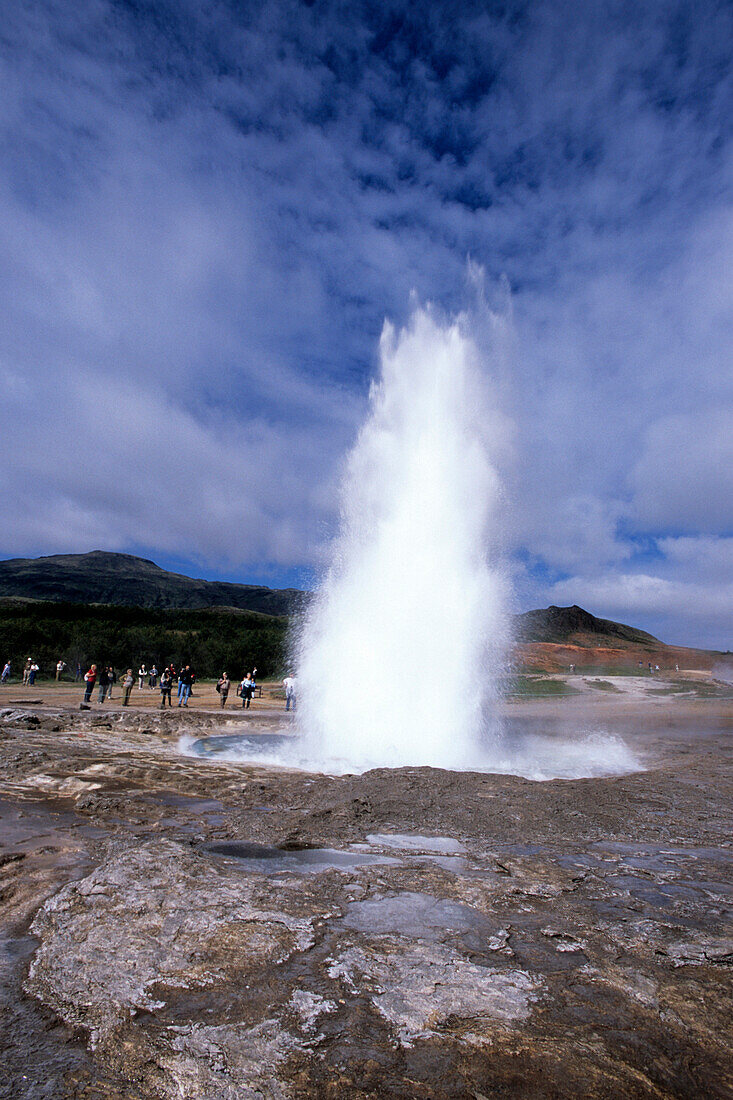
[{"left": 0, "top": 699, "right": 731, "bottom": 1098}]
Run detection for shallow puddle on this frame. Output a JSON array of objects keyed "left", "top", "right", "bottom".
[
  {"left": 342, "top": 891, "right": 487, "bottom": 938},
  {"left": 366, "top": 833, "right": 466, "bottom": 854},
  {"left": 201, "top": 840, "right": 400, "bottom": 874}
]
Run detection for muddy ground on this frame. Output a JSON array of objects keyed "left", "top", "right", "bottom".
[{"left": 0, "top": 685, "right": 731, "bottom": 1099}]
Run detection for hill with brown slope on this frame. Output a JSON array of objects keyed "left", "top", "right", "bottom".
[
  {"left": 513, "top": 605, "right": 719, "bottom": 672},
  {"left": 514, "top": 604, "right": 660, "bottom": 648}
]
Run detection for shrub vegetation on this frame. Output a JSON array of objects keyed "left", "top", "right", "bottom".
[{"left": 0, "top": 602, "right": 289, "bottom": 679}]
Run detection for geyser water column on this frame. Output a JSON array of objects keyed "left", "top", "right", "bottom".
[{"left": 295, "top": 305, "right": 510, "bottom": 772}]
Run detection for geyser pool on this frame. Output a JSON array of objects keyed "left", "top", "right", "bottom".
[
  {"left": 180, "top": 301, "right": 640, "bottom": 780},
  {"left": 294, "top": 304, "right": 510, "bottom": 772}
]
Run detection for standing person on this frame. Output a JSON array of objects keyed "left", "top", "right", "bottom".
[
  {"left": 22, "top": 659, "right": 32, "bottom": 686},
  {"left": 250, "top": 667, "right": 258, "bottom": 699},
  {"left": 138, "top": 664, "right": 147, "bottom": 690},
  {"left": 83, "top": 664, "right": 97, "bottom": 703},
  {"left": 1, "top": 661, "right": 10, "bottom": 683},
  {"left": 177, "top": 665, "right": 192, "bottom": 707},
  {"left": 29, "top": 661, "right": 39, "bottom": 686},
  {"left": 283, "top": 673, "right": 297, "bottom": 712},
  {"left": 239, "top": 672, "right": 253, "bottom": 709},
  {"left": 75, "top": 663, "right": 83, "bottom": 682},
  {"left": 217, "top": 672, "right": 230, "bottom": 708},
  {"left": 55, "top": 659, "right": 66, "bottom": 681},
  {"left": 106, "top": 667, "right": 116, "bottom": 700},
  {"left": 159, "top": 668, "right": 172, "bottom": 708},
  {"left": 97, "top": 666, "right": 109, "bottom": 703},
  {"left": 121, "top": 669, "right": 134, "bottom": 706},
  {"left": 149, "top": 665, "right": 158, "bottom": 689}
]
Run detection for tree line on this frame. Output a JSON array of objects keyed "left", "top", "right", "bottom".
[{"left": 0, "top": 602, "right": 291, "bottom": 680}]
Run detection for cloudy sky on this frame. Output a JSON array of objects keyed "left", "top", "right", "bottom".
[{"left": 1, "top": 0, "right": 731, "bottom": 648}]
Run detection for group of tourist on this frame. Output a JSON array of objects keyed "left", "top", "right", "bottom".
[
  {"left": 215, "top": 670, "right": 260, "bottom": 709},
  {"left": 12, "top": 658, "right": 41, "bottom": 685},
  {"left": 81, "top": 662, "right": 197, "bottom": 708},
  {"left": 1, "top": 657, "right": 297, "bottom": 710}
]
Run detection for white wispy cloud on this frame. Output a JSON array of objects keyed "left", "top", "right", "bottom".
[{"left": 0, "top": 0, "right": 731, "bottom": 643}]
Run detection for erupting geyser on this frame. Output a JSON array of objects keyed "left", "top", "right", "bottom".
[{"left": 295, "top": 305, "right": 510, "bottom": 772}]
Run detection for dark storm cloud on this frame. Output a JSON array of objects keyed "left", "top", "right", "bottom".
[{"left": 0, "top": 0, "right": 731, "bottom": 643}]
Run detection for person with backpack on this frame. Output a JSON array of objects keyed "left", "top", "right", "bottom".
[
  {"left": 216, "top": 672, "right": 230, "bottom": 707},
  {"left": 159, "top": 668, "right": 172, "bottom": 708},
  {"left": 121, "top": 669, "right": 134, "bottom": 706}
]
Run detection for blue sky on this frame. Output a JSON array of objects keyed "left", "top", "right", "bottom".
[{"left": 1, "top": 0, "right": 731, "bottom": 647}]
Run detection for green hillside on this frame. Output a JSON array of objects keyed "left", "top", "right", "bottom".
[{"left": 0, "top": 602, "right": 289, "bottom": 680}]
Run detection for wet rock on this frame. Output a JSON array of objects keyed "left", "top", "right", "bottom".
[
  {"left": 1, "top": 701, "right": 732, "bottom": 1097},
  {"left": 26, "top": 841, "right": 325, "bottom": 1046},
  {"left": 328, "top": 941, "right": 540, "bottom": 1046},
  {"left": 161, "top": 1020, "right": 302, "bottom": 1099},
  {"left": 664, "top": 936, "right": 733, "bottom": 967}
]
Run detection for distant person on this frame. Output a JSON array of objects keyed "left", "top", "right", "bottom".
[
  {"left": 106, "top": 667, "right": 116, "bottom": 699},
  {"left": 75, "top": 663, "right": 83, "bottom": 681},
  {"left": 22, "top": 659, "right": 32, "bottom": 686},
  {"left": 149, "top": 666, "right": 158, "bottom": 689},
  {"left": 121, "top": 669, "right": 134, "bottom": 706},
  {"left": 283, "top": 673, "right": 297, "bottom": 711},
  {"left": 177, "top": 665, "right": 192, "bottom": 707},
  {"left": 28, "top": 661, "right": 39, "bottom": 685},
  {"left": 159, "top": 668, "right": 172, "bottom": 708},
  {"left": 239, "top": 673, "right": 253, "bottom": 709},
  {"left": 56, "top": 660, "right": 66, "bottom": 681},
  {"left": 83, "top": 664, "right": 97, "bottom": 703},
  {"left": 250, "top": 667, "right": 258, "bottom": 697},
  {"left": 1, "top": 661, "right": 10, "bottom": 683},
  {"left": 138, "top": 665, "right": 147, "bottom": 690},
  {"left": 97, "top": 666, "right": 110, "bottom": 703},
  {"left": 217, "top": 672, "right": 230, "bottom": 707},
  {"left": 675, "top": 664, "right": 679, "bottom": 673}
]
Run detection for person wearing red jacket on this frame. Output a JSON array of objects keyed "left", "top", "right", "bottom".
[{"left": 83, "top": 664, "right": 97, "bottom": 704}]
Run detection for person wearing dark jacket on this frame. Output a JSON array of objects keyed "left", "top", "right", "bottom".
[
  {"left": 160, "top": 668, "right": 172, "bottom": 707},
  {"left": 97, "top": 666, "right": 109, "bottom": 703},
  {"left": 177, "top": 665, "right": 193, "bottom": 707}
]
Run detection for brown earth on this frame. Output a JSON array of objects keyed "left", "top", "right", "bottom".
[
  {"left": 517, "top": 640, "right": 718, "bottom": 673},
  {"left": 0, "top": 681, "right": 731, "bottom": 1099}
]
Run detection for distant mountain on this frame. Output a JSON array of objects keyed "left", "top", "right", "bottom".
[
  {"left": 514, "top": 604, "right": 661, "bottom": 648},
  {"left": 0, "top": 553, "right": 673, "bottom": 650},
  {"left": 0, "top": 551, "right": 305, "bottom": 616}
]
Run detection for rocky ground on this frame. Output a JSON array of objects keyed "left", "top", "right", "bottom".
[{"left": 0, "top": 687, "right": 731, "bottom": 1099}]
